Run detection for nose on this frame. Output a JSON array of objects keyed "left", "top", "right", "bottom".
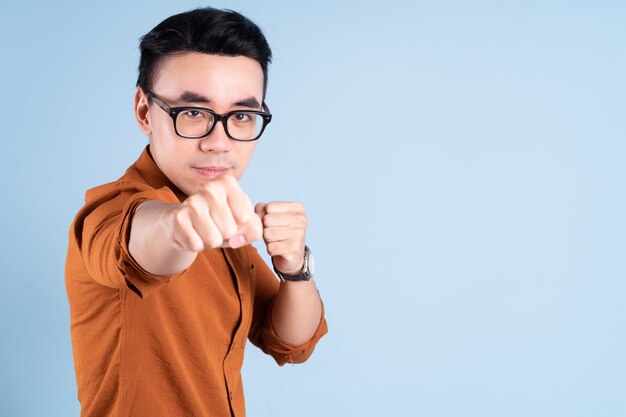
[{"left": 199, "top": 120, "right": 232, "bottom": 153}]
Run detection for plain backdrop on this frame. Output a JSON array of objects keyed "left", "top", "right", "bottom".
[{"left": 1, "top": 1, "right": 625, "bottom": 416}]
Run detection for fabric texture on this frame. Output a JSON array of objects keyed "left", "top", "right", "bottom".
[{"left": 65, "top": 147, "right": 327, "bottom": 417}]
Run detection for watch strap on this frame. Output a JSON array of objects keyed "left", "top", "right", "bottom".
[{"left": 272, "top": 246, "right": 313, "bottom": 282}]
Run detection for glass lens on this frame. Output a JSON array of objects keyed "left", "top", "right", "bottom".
[
  {"left": 227, "top": 112, "right": 264, "bottom": 140},
  {"left": 176, "top": 109, "right": 214, "bottom": 137}
]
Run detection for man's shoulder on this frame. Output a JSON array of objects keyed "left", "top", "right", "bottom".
[
  {"left": 83, "top": 178, "right": 154, "bottom": 206},
  {"left": 70, "top": 147, "right": 181, "bottom": 236},
  {"left": 82, "top": 148, "right": 157, "bottom": 206}
]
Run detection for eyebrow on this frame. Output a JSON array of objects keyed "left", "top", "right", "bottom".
[
  {"left": 177, "top": 91, "right": 209, "bottom": 103},
  {"left": 233, "top": 97, "right": 261, "bottom": 108},
  {"left": 176, "top": 90, "right": 261, "bottom": 109}
]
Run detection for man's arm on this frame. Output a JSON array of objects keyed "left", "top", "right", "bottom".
[
  {"left": 128, "top": 177, "right": 323, "bottom": 346},
  {"left": 271, "top": 280, "right": 323, "bottom": 346},
  {"left": 256, "top": 202, "right": 323, "bottom": 346},
  {"left": 128, "top": 175, "right": 262, "bottom": 276}
]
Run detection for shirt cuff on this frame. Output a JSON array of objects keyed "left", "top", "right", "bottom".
[{"left": 261, "top": 301, "right": 328, "bottom": 366}]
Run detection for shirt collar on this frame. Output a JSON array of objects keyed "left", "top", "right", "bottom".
[{"left": 135, "top": 145, "right": 187, "bottom": 202}]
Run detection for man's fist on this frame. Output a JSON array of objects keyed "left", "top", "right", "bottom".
[
  {"left": 255, "top": 201, "right": 308, "bottom": 275},
  {"left": 167, "top": 176, "right": 262, "bottom": 252}
]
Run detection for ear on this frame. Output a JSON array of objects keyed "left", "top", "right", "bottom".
[{"left": 134, "top": 87, "right": 152, "bottom": 136}]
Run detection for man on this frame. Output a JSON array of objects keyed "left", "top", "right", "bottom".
[{"left": 65, "top": 7, "right": 327, "bottom": 417}]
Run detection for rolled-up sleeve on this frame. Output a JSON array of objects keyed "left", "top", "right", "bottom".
[
  {"left": 246, "top": 246, "right": 328, "bottom": 365},
  {"left": 75, "top": 181, "right": 183, "bottom": 298},
  {"left": 261, "top": 302, "right": 328, "bottom": 365}
]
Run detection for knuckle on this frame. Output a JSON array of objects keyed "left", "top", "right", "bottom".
[
  {"left": 265, "top": 201, "right": 277, "bottom": 213},
  {"left": 206, "top": 234, "right": 223, "bottom": 249},
  {"left": 201, "top": 181, "right": 223, "bottom": 198},
  {"left": 173, "top": 208, "right": 186, "bottom": 225},
  {"left": 185, "top": 195, "right": 206, "bottom": 212},
  {"left": 224, "top": 222, "right": 238, "bottom": 238},
  {"left": 187, "top": 193, "right": 202, "bottom": 204},
  {"left": 219, "top": 175, "right": 238, "bottom": 191},
  {"left": 235, "top": 206, "right": 252, "bottom": 223},
  {"left": 266, "top": 242, "right": 277, "bottom": 254},
  {"left": 201, "top": 180, "right": 216, "bottom": 191},
  {"left": 224, "top": 175, "right": 238, "bottom": 186},
  {"left": 191, "top": 239, "right": 205, "bottom": 252}
]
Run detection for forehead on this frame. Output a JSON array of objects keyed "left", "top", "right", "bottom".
[{"left": 152, "top": 52, "right": 264, "bottom": 103}]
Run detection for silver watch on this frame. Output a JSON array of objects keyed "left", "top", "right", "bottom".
[{"left": 273, "top": 245, "right": 315, "bottom": 282}]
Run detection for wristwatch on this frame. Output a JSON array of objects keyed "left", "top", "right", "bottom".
[{"left": 273, "top": 245, "right": 315, "bottom": 282}]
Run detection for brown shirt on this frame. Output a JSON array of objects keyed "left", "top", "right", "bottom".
[{"left": 65, "top": 147, "right": 327, "bottom": 417}]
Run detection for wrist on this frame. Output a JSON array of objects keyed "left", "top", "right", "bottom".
[
  {"left": 273, "top": 259, "right": 305, "bottom": 275},
  {"left": 272, "top": 246, "right": 315, "bottom": 282}
]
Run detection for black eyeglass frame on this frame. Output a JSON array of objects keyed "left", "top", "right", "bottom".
[{"left": 145, "top": 90, "right": 272, "bottom": 142}]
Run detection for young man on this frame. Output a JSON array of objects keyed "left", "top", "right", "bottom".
[{"left": 65, "top": 8, "right": 327, "bottom": 417}]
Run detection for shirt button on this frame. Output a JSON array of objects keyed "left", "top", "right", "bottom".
[{"left": 229, "top": 391, "right": 233, "bottom": 401}]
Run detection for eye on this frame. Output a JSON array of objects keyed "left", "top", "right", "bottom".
[
  {"left": 183, "top": 110, "right": 204, "bottom": 119},
  {"left": 233, "top": 113, "right": 252, "bottom": 122}
]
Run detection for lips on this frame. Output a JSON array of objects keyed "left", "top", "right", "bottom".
[{"left": 193, "top": 166, "right": 231, "bottom": 178}]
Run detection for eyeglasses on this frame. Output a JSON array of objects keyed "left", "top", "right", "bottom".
[{"left": 146, "top": 90, "right": 272, "bottom": 141}]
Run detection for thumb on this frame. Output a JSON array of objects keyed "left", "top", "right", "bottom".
[{"left": 254, "top": 202, "right": 267, "bottom": 221}]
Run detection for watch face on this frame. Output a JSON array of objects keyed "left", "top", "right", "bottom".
[{"left": 307, "top": 252, "right": 315, "bottom": 276}]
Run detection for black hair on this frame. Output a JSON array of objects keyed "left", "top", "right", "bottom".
[{"left": 137, "top": 7, "right": 272, "bottom": 97}]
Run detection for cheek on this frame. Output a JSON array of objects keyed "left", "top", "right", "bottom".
[
  {"left": 150, "top": 111, "right": 180, "bottom": 146},
  {"left": 150, "top": 129, "right": 189, "bottom": 177},
  {"left": 233, "top": 144, "right": 256, "bottom": 179},
  {"left": 152, "top": 117, "right": 192, "bottom": 159},
  {"left": 240, "top": 144, "right": 257, "bottom": 166}
]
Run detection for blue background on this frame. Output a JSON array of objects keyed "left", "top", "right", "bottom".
[{"left": 1, "top": 1, "right": 625, "bottom": 416}]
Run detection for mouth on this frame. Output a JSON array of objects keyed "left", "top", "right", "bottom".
[{"left": 193, "top": 166, "right": 232, "bottom": 179}]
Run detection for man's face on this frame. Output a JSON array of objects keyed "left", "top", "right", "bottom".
[{"left": 138, "top": 52, "right": 264, "bottom": 195}]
